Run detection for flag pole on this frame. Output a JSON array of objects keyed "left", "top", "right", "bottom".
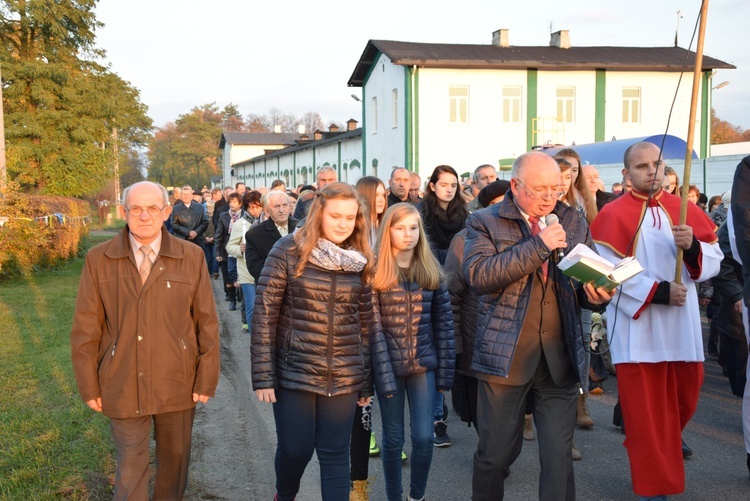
[{"left": 675, "top": 0, "right": 709, "bottom": 284}]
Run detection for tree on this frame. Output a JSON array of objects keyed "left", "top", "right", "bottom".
[
  {"left": 298, "top": 111, "right": 324, "bottom": 135},
  {"left": 0, "top": 0, "right": 152, "bottom": 196},
  {"left": 221, "top": 103, "right": 245, "bottom": 132},
  {"left": 147, "top": 103, "right": 223, "bottom": 188},
  {"left": 711, "top": 108, "right": 747, "bottom": 145}
]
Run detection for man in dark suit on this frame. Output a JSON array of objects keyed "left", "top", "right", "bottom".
[
  {"left": 170, "top": 185, "right": 209, "bottom": 246},
  {"left": 730, "top": 154, "right": 750, "bottom": 479},
  {"left": 245, "top": 191, "right": 299, "bottom": 283},
  {"left": 463, "top": 152, "right": 613, "bottom": 500}
]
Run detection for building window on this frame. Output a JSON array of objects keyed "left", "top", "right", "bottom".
[
  {"left": 449, "top": 86, "right": 468, "bottom": 124},
  {"left": 392, "top": 89, "right": 398, "bottom": 128},
  {"left": 622, "top": 87, "right": 641, "bottom": 123},
  {"left": 556, "top": 87, "right": 575, "bottom": 123},
  {"left": 501, "top": 86, "right": 522, "bottom": 123},
  {"left": 371, "top": 97, "right": 378, "bottom": 133}
]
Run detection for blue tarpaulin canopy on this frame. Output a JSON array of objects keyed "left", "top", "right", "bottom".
[{"left": 543, "top": 134, "right": 698, "bottom": 166}]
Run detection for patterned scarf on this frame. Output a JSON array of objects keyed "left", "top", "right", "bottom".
[
  {"left": 309, "top": 238, "right": 367, "bottom": 273},
  {"left": 227, "top": 209, "right": 242, "bottom": 233}
]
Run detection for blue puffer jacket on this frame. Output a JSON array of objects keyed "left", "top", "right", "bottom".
[
  {"left": 371, "top": 281, "right": 455, "bottom": 397},
  {"left": 463, "top": 193, "right": 606, "bottom": 385}
]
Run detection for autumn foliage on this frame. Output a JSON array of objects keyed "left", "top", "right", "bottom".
[{"left": 0, "top": 183, "right": 91, "bottom": 279}]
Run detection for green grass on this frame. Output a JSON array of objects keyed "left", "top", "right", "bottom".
[{"left": 0, "top": 235, "right": 115, "bottom": 499}]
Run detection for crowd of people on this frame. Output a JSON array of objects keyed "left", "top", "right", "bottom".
[{"left": 70, "top": 144, "right": 750, "bottom": 501}]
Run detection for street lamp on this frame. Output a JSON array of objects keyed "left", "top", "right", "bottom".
[{"left": 712, "top": 81, "right": 729, "bottom": 90}]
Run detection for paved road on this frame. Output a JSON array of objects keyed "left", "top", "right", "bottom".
[{"left": 188, "top": 278, "right": 750, "bottom": 500}]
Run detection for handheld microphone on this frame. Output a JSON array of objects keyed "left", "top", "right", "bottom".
[{"left": 544, "top": 214, "right": 565, "bottom": 260}]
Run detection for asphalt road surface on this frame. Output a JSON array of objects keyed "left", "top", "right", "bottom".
[{"left": 186, "top": 278, "right": 749, "bottom": 500}]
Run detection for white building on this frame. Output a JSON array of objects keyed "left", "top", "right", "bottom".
[
  {"left": 347, "top": 29, "right": 734, "bottom": 181},
  {"left": 232, "top": 121, "right": 363, "bottom": 189},
  {"left": 219, "top": 131, "right": 301, "bottom": 188}
]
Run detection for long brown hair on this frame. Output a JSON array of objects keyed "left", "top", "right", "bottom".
[
  {"left": 373, "top": 203, "right": 442, "bottom": 291},
  {"left": 355, "top": 176, "right": 386, "bottom": 228},
  {"left": 557, "top": 148, "right": 597, "bottom": 223},
  {"left": 293, "top": 182, "right": 375, "bottom": 283},
  {"left": 553, "top": 156, "right": 577, "bottom": 208}
]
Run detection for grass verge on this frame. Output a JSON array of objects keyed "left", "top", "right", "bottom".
[{"left": 0, "top": 235, "right": 115, "bottom": 499}]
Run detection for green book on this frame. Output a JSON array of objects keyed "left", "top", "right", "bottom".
[{"left": 557, "top": 243, "right": 643, "bottom": 292}]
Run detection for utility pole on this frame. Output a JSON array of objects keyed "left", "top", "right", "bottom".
[
  {"left": 0, "top": 65, "right": 7, "bottom": 190},
  {"left": 112, "top": 127, "right": 121, "bottom": 218}
]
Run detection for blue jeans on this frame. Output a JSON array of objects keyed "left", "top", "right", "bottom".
[
  {"left": 377, "top": 371, "right": 436, "bottom": 501},
  {"left": 203, "top": 242, "right": 218, "bottom": 274},
  {"left": 227, "top": 256, "right": 237, "bottom": 283},
  {"left": 273, "top": 388, "right": 358, "bottom": 501},
  {"left": 240, "top": 283, "right": 255, "bottom": 328}
]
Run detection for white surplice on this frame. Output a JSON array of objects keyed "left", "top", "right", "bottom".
[{"left": 595, "top": 206, "right": 723, "bottom": 365}]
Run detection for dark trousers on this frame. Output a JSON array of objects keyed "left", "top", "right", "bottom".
[
  {"left": 219, "top": 259, "right": 235, "bottom": 300},
  {"left": 109, "top": 407, "right": 196, "bottom": 501},
  {"left": 350, "top": 402, "right": 372, "bottom": 481},
  {"left": 472, "top": 356, "right": 578, "bottom": 501},
  {"left": 273, "top": 388, "right": 359, "bottom": 501}
]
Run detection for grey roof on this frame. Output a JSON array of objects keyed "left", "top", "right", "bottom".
[
  {"left": 232, "top": 129, "right": 362, "bottom": 167},
  {"left": 219, "top": 131, "right": 302, "bottom": 149},
  {"left": 348, "top": 39, "right": 735, "bottom": 86}
]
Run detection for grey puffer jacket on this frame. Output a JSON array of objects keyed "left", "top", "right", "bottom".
[
  {"left": 463, "top": 193, "right": 606, "bottom": 385},
  {"left": 251, "top": 235, "right": 373, "bottom": 398},
  {"left": 371, "top": 281, "right": 455, "bottom": 397}
]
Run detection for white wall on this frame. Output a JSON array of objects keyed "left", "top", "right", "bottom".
[
  {"left": 416, "top": 68, "right": 529, "bottom": 181},
  {"left": 604, "top": 71, "right": 701, "bottom": 146},
  {"left": 535, "top": 70, "right": 597, "bottom": 146},
  {"left": 364, "top": 52, "right": 406, "bottom": 180}
]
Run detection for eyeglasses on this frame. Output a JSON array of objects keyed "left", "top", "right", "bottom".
[
  {"left": 515, "top": 179, "right": 563, "bottom": 200},
  {"left": 126, "top": 206, "right": 165, "bottom": 217}
]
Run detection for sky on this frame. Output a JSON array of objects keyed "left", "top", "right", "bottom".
[{"left": 94, "top": 0, "right": 749, "bottom": 132}]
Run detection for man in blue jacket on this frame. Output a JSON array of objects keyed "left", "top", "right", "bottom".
[{"left": 463, "top": 151, "right": 613, "bottom": 500}]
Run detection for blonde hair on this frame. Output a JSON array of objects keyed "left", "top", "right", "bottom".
[
  {"left": 373, "top": 203, "right": 442, "bottom": 291},
  {"left": 293, "top": 182, "right": 375, "bottom": 283}
]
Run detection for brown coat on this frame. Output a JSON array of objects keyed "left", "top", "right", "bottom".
[{"left": 70, "top": 226, "right": 220, "bottom": 419}]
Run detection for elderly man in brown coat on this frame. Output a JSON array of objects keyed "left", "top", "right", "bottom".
[{"left": 70, "top": 181, "right": 220, "bottom": 500}]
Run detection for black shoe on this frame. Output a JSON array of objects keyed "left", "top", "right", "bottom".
[
  {"left": 746, "top": 452, "right": 750, "bottom": 480},
  {"left": 229, "top": 300, "right": 237, "bottom": 311},
  {"left": 707, "top": 339, "right": 719, "bottom": 358},
  {"left": 681, "top": 439, "right": 692, "bottom": 458},
  {"left": 613, "top": 401, "right": 625, "bottom": 434},
  {"left": 433, "top": 420, "right": 451, "bottom": 447}
]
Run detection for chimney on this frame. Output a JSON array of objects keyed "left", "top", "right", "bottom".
[
  {"left": 314, "top": 129, "right": 323, "bottom": 141},
  {"left": 346, "top": 118, "right": 358, "bottom": 131},
  {"left": 550, "top": 30, "right": 570, "bottom": 49},
  {"left": 298, "top": 124, "right": 306, "bottom": 134},
  {"left": 492, "top": 29, "right": 510, "bottom": 48},
  {"left": 274, "top": 124, "right": 282, "bottom": 133},
  {"left": 328, "top": 123, "right": 340, "bottom": 132}
]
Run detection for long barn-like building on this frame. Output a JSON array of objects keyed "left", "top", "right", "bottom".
[{"left": 222, "top": 29, "right": 734, "bottom": 189}]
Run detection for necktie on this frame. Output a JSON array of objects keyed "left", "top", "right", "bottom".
[
  {"left": 139, "top": 245, "right": 153, "bottom": 285},
  {"left": 528, "top": 217, "right": 548, "bottom": 282}
]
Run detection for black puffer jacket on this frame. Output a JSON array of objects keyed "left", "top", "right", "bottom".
[
  {"left": 251, "top": 235, "right": 373, "bottom": 398},
  {"left": 371, "top": 281, "right": 455, "bottom": 397},
  {"left": 463, "top": 193, "right": 606, "bottom": 385},
  {"left": 444, "top": 228, "right": 481, "bottom": 377}
]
